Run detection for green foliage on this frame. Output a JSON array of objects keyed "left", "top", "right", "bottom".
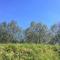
[
  {"left": 0, "top": 21, "right": 22, "bottom": 43},
  {"left": 0, "top": 44, "right": 60, "bottom": 60},
  {"left": 0, "top": 20, "right": 60, "bottom": 44},
  {"left": 25, "top": 22, "right": 49, "bottom": 43}
]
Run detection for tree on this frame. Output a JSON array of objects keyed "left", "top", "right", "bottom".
[
  {"left": 25, "top": 21, "right": 49, "bottom": 43},
  {"left": 0, "top": 22, "right": 10, "bottom": 43},
  {"left": 49, "top": 23, "right": 60, "bottom": 44},
  {"left": 0, "top": 20, "right": 22, "bottom": 43}
]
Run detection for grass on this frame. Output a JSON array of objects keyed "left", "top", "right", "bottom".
[{"left": 0, "top": 43, "right": 60, "bottom": 60}]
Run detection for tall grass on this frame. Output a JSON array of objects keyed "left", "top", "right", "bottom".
[{"left": 0, "top": 44, "right": 60, "bottom": 60}]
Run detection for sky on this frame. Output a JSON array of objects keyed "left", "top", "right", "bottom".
[{"left": 0, "top": 0, "right": 60, "bottom": 29}]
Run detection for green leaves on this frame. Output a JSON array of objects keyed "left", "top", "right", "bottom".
[{"left": 25, "top": 22, "right": 49, "bottom": 43}]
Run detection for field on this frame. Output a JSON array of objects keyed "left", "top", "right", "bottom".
[{"left": 0, "top": 44, "right": 60, "bottom": 60}]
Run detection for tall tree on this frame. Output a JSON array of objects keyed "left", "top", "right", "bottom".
[
  {"left": 25, "top": 21, "right": 49, "bottom": 43},
  {"left": 49, "top": 23, "right": 60, "bottom": 44},
  {"left": 0, "top": 20, "right": 21, "bottom": 43}
]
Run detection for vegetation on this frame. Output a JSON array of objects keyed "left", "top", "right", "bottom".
[
  {"left": 0, "top": 20, "right": 60, "bottom": 44},
  {"left": 0, "top": 20, "right": 60, "bottom": 59},
  {"left": 0, "top": 44, "right": 59, "bottom": 60}
]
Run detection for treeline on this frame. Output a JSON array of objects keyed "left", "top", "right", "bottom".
[{"left": 0, "top": 20, "right": 60, "bottom": 44}]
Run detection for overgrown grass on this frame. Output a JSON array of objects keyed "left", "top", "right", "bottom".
[{"left": 0, "top": 43, "right": 60, "bottom": 60}]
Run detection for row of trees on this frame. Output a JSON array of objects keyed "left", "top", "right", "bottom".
[{"left": 0, "top": 20, "right": 60, "bottom": 44}]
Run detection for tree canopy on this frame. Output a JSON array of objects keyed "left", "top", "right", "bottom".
[{"left": 0, "top": 20, "right": 60, "bottom": 44}]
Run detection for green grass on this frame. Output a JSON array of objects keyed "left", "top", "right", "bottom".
[{"left": 0, "top": 43, "right": 60, "bottom": 60}]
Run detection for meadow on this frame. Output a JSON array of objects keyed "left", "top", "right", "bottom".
[{"left": 0, "top": 44, "right": 60, "bottom": 60}]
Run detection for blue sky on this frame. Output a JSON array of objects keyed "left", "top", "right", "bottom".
[{"left": 0, "top": 0, "right": 60, "bottom": 29}]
